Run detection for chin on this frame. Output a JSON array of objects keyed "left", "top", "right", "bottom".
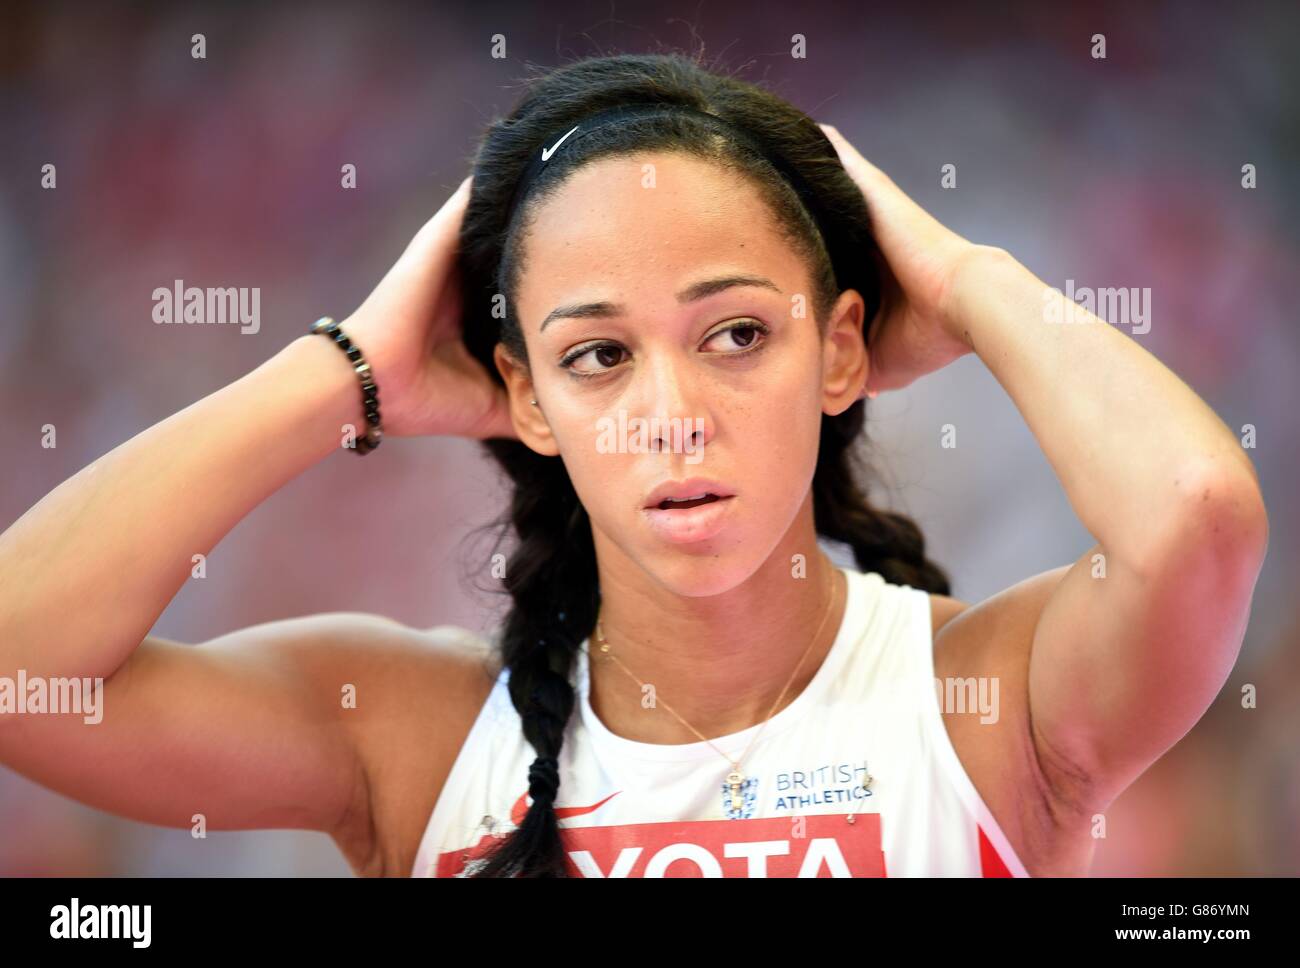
[
  {"left": 593, "top": 487, "right": 806, "bottom": 596},
  {"left": 640, "top": 553, "right": 760, "bottom": 598},
  {"left": 634, "top": 519, "right": 785, "bottom": 598}
]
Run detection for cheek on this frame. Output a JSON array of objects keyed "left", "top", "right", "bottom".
[
  {"left": 744, "top": 360, "right": 826, "bottom": 491},
  {"left": 762, "top": 347, "right": 828, "bottom": 434},
  {"left": 549, "top": 411, "right": 635, "bottom": 513},
  {"left": 748, "top": 404, "right": 822, "bottom": 495}
]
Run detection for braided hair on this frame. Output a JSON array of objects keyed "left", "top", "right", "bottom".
[{"left": 456, "top": 50, "right": 949, "bottom": 877}]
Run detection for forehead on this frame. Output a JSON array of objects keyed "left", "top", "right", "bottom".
[{"left": 516, "top": 152, "right": 800, "bottom": 327}]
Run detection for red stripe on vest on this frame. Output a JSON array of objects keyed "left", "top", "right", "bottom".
[{"left": 978, "top": 824, "right": 1013, "bottom": 877}]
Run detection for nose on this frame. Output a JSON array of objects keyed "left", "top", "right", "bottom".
[{"left": 632, "top": 349, "right": 713, "bottom": 455}]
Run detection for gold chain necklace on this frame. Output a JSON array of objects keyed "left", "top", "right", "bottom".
[{"left": 588, "top": 563, "right": 842, "bottom": 815}]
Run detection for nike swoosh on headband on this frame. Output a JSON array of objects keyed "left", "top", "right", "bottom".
[{"left": 541, "top": 125, "right": 580, "bottom": 161}]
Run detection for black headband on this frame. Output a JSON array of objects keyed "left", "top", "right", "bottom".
[{"left": 501, "top": 102, "right": 834, "bottom": 246}]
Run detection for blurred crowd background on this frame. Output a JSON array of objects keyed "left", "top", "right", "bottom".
[{"left": 0, "top": 0, "right": 1295, "bottom": 876}]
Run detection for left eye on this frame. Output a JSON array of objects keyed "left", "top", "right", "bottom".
[{"left": 703, "top": 322, "right": 766, "bottom": 351}]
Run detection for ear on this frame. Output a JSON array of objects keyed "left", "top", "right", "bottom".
[
  {"left": 821, "top": 289, "right": 870, "bottom": 416},
  {"left": 493, "top": 342, "right": 560, "bottom": 456}
]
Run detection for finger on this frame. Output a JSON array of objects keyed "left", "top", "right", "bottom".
[
  {"left": 818, "top": 123, "right": 912, "bottom": 217},
  {"left": 819, "top": 123, "right": 883, "bottom": 178},
  {"left": 385, "top": 177, "right": 473, "bottom": 295},
  {"left": 825, "top": 131, "right": 958, "bottom": 268},
  {"left": 398, "top": 176, "right": 473, "bottom": 264}
]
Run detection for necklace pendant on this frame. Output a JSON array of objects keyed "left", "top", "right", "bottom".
[{"left": 726, "top": 770, "right": 745, "bottom": 812}]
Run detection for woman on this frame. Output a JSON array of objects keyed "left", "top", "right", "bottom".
[{"left": 0, "top": 53, "right": 1267, "bottom": 878}]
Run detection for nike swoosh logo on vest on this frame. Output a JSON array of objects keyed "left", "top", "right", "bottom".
[{"left": 510, "top": 789, "right": 621, "bottom": 826}]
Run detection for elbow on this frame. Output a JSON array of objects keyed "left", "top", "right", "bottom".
[{"left": 1145, "top": 456, "right": 1269, "bottom": 589}]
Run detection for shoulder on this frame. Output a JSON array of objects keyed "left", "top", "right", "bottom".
[
  {"left": 928, "top": 592, "right": 971, "bottom": 637},
  {"left": 250, "top": 612, "right": 500, "bottom": 681},
  {"left": 924, "top": 567, "right": 1072, "bottom": 659},
  {"left": 922, "top": 570, "right": 1100, "bottom": 875},
  {"left": 318, "top": 617, "right": 502, "bottom": 876},
  {"left": 421, "top": 623, "right": 505, "bottom": 680},
  {"left": 275, "top": 614, "right": 503, "bottom": 722}
]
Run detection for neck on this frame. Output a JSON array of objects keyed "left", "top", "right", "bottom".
[{"left": 585, "top": 536, "right": 847, "bottom": 747}]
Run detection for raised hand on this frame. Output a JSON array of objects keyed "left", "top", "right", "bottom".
[
  {"left": 343, "top": 177, "right": 517, "bottom": 440},
  {"left": 820, "top": 123, "right": 987, "bottom": 394}
]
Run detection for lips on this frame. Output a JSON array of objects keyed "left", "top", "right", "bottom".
[
  {"left": 643, "top": 477, "right": 737, "bottom": 510},
  {"left": 655, "top": 494, "right": 720, "bottom": 510},
  {"left": 642, "top": 495, "right": 737, "bottom": 544},
  {"left": 640, "top": 478, "right": 739, "bottom": 544}
]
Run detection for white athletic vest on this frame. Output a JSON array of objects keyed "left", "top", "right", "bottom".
[{"left": 412, "top": 565, "right": 1030, "bottom": 878}]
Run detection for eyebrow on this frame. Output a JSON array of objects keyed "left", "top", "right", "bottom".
[{"left": 538, "top": 274, "right": 782, "bottom": 332}]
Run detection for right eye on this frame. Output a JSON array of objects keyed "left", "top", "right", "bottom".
[{"left": 559, "top": 342, "right": 628, "bottom": 378}]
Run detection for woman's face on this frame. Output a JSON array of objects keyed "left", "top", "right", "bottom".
[{"left": 499, "top": 150, "right": 867, "bottom": 596}]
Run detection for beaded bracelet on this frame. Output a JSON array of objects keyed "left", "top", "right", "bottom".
[{"left": 308, "top": 316, "right": 383, "bottom": 454}]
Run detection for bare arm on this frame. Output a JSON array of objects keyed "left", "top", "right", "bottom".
[
  {"left": 947, "top": 249, "right": 1268, "bottom": 808},
  {"left": 820, "top": 123, "right": 1268, "bottom": 816},
  {"left": 0, "top": 177, "right": 514, "bottom": 862},
  {"left": 0, "top": 334, "right": 366, "bottom": 684},
  {"left": 0, "top": 335, "right": 389, "bottom": 838},
  {"left": 0, "top": 612, "right": 477, "bottom": 843}
]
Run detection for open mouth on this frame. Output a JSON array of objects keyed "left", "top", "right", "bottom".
[
  {"left": 655, "top": 493, "right": 726, "bottom": 510},
  {"left": 643, "top": 491, "right": 736, "bottom": 544}
]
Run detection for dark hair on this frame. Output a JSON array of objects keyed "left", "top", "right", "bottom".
[{"left": 456, "top": 50, "right": 949, "bottom": 877}]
